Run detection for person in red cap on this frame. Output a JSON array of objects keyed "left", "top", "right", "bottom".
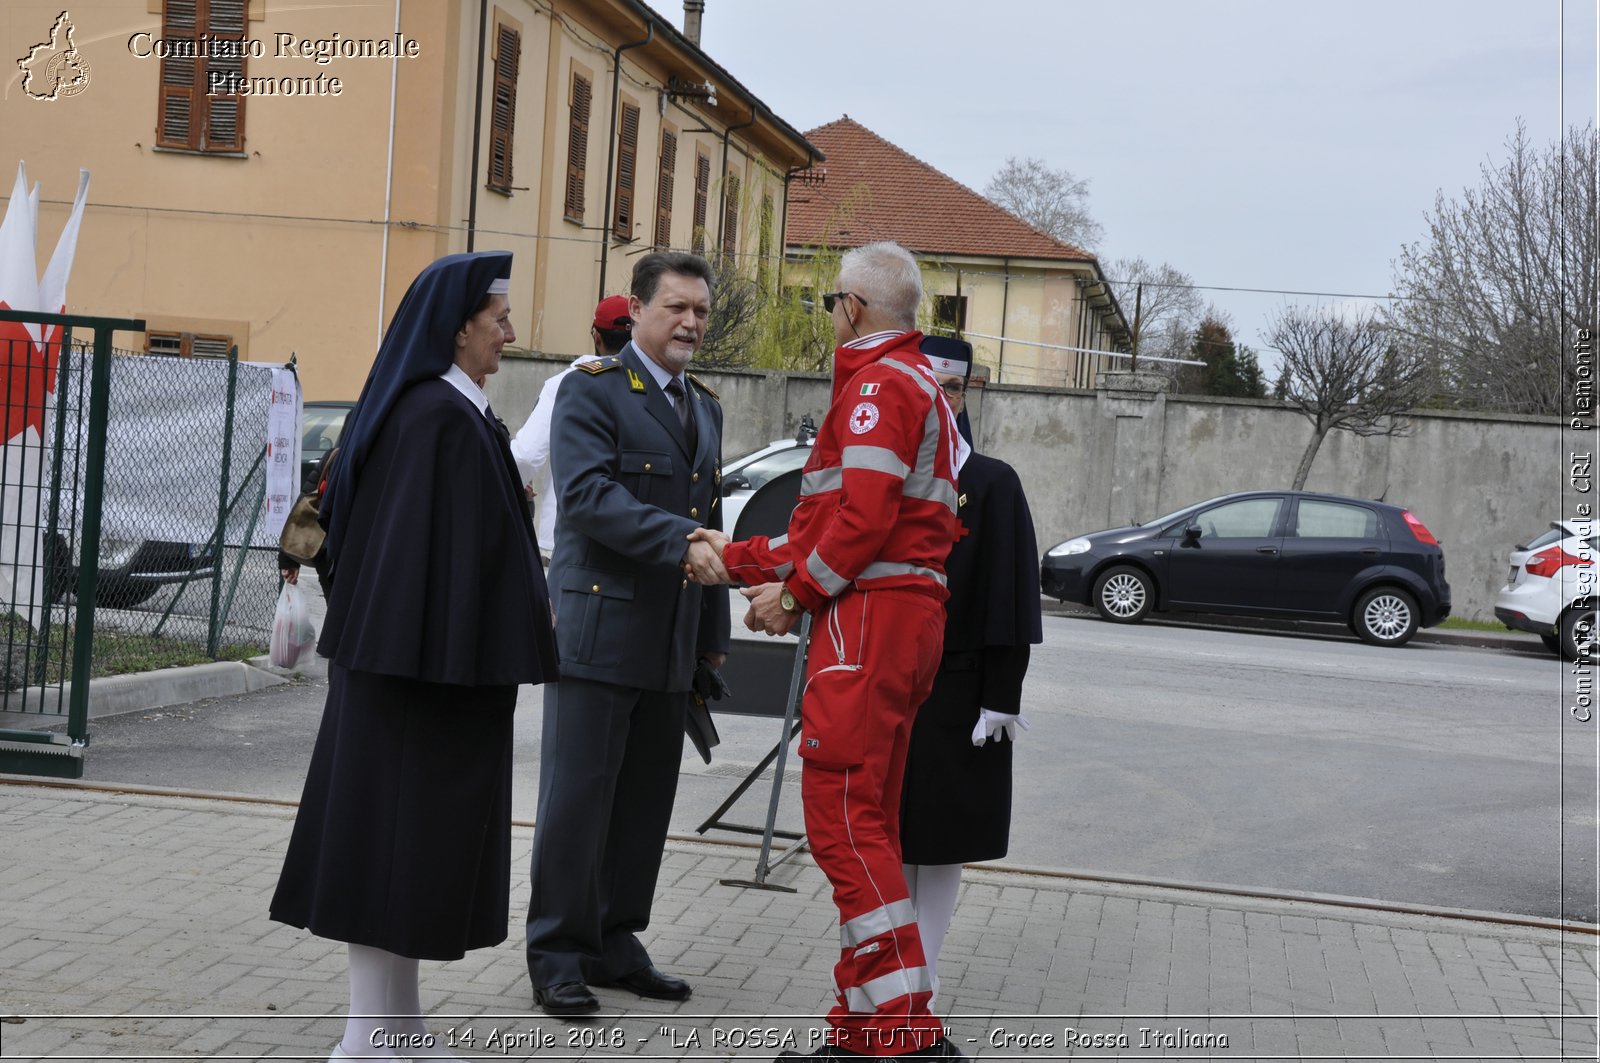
[
  {"left": 510, "top": 294, "right": 633, "bottom": 557},
  {"left": 687, "top": 241, "right": 967, "bottom": 1061}
]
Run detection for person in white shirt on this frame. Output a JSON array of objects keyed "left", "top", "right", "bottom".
[{"left": 509, "top": 294, "right": 632, "bottom": 556}]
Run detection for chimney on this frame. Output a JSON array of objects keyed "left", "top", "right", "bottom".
[{"left": 683, "top": 0, "right": 704, "bottom": 46}]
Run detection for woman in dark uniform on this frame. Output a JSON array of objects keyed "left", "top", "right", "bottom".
[
  {"left": 899, "top": 336, "right": 1043, "bottom": 1002},
  {"left": 270, "top": 251, "right": 558, "bottom": 1061}
]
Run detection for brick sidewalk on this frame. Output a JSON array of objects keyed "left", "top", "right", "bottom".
[{"left": 0, "top": 783, "right": 1594, "bottom": 1061}]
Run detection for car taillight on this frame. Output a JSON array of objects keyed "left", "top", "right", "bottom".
[
  {"left": 1526, "top": 546, "right": 1592, "bottom": 578},
  {"left": 1402, "top": 511, "right": 1439, "bottom": 545}
]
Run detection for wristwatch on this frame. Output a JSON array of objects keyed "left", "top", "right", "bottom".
[{"left": 779, "top": 586, "right": 801, "bottom": 613}]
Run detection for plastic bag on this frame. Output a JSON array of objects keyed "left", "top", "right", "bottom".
[{"left": 269, "top": 582, "right": 316, "bottom": 668}]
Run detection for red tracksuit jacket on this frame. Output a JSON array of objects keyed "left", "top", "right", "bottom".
[{"left": 723, "top": 331, "right": 960, "bottom": 607}]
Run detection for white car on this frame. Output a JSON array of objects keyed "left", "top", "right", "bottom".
[
  {"left": 1495, "top": 518, "right": 1597, "bottom": 661},
  {"left": 719, "top": 420, "right": 817, "bottom": 536}
]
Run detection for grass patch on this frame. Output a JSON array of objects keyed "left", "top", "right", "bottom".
[
  {"left": 1439, "top": 616, "right": 1512, "bottom": 633},
  {"left": 0, "top": 612, "right": 264, "bottom": 688}
]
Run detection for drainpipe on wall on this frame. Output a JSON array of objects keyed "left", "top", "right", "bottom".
[
  {"left": 377, "top": 0, "right": 402, "bottom": 345},
  {"left": 466, "top": 0, "right": 487, "bottom": 251},
  {"left": 777, "top": 154, "right": 812, "bottom": 292},
  {"left": 997, "top": 256, "right": 1011, "bottom": 383},
  {"left": 598, "top": 21, "right": 655, "bottom": 302},
  {"left": 718, "top": 104, "right": 758, "bottom": 256}
]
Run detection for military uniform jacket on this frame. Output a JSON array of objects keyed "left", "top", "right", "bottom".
[{"left": 547, "top": 342, "right": 730, "bottom": 692}]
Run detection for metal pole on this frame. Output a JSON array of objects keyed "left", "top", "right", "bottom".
[
  {"left": 207, "top": 348, "right": 240, "bottom": 657},
  {"left": 66, "top": 325, "right": 121, "bottom": 744},
  {"left": 597, "top": 21, "right": 654, "bottom": 301}
]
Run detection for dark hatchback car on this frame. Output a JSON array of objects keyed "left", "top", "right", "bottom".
[
  {"left": 301, "top": 400, "right": 354, "bottom": 488},
  {"left": 1041, "top": 490, "right": 1451, "bottom": 646}
]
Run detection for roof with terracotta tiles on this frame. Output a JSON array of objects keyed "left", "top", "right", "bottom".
[{"left": 784, "top": 117, "right": 1097, "bottom": 263}]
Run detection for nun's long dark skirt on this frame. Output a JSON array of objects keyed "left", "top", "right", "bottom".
[
  {"left": 898, "top": 666, "right": 1013, "bottom": 865},
  {"left": 270, "top": 664, "right": 517, "bottom": 961}
]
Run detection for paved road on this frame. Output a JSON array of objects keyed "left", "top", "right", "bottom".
[{"left": 54, "top": 612, "right": 1596, "bottom": 923}]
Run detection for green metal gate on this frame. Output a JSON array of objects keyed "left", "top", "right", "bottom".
[{"left": 0, "top": 309, "right": 144, "bottom": 779}]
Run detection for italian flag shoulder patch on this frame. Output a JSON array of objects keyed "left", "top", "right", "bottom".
[{"left": 860, "top": 382, "right": 880, "bottom": 396}]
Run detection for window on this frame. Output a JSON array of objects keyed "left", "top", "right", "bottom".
[
  {"left": 1190, "top": 497, "right": 1281, "bottom": 538},
  {"left": 148, "top": 330, "right": 234, "bottom": 358},
  {"left": 933, "top": 294, "right": 967, "bottom": 333},
  {"left": 155, "top": 0, "right": 247, "bottom": 153},
  {"left": 757, "top": 193, "right": 774, "bottom": 289},
  {"left": 564, "top": 71, "right": 592, "bottom": 223},
  {"left": 486, "top": 23, "right": 520, "bottom": 194},
  {"left": 612, "top": 101, "right": 640, "bottom": 240},
  {"left": 654, "top": 128, "right": 676, "bottom": 250},
  {"left": 691, "top": 151, "right": 710, "bottom": 254},
  {"left": 721, "top": 173, "right": 741, "bottom": 257},
  {"left": 1293, "top": 500, "right": 1380, "bottom": 539}
]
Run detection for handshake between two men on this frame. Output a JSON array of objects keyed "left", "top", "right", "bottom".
[{"left": 681, "top": 529, "right": 803, "bottom": 637}]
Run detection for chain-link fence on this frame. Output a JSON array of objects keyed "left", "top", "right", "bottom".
[{"left": 36, "top": 345, "right": 283, "bottom": 684}]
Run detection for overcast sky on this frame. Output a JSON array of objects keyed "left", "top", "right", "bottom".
[{"left": 699, "top": 0, "right": 1597, "bottom": 368}]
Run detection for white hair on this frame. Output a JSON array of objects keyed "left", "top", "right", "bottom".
[{"left": 838, "top": 242, "right": 922, "bottom": 329}]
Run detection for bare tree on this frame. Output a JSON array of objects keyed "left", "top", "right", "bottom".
[
  {"left": 694, "top": 256, "right": 760, "bottom": 369},
  {"left": 1268, "top": 305, "right": 1432, "bottom": 490},
  {"left": 1388, "top": 120, "right": 1597, "bottom": 414},
  {"left": 1109, "top": 256, "right": 1204, "bottom": 365},
  {"left": 983, "top": 156, "right": 1104, "bottom": 249}
]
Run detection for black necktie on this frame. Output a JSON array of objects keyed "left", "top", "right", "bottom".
[{"left": 666, "top": 378, "right": 697, "bottom": 454}]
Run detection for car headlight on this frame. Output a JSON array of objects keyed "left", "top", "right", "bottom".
[
  {"left": 1046, "top": 537, "right": 1092, "bottom": 558},
  {"left": 98, "top": 538, "right": 140, "bottom": 568}
]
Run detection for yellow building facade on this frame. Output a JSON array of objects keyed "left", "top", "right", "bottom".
[{"left": 1, "top": 0, "right": 816, "bottom": 398}]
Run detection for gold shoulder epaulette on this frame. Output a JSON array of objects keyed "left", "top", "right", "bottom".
[
  {"left": 576, "top": 356, "right": 621, "bottom": 375},
  {"left": 686, "top": 372, "right": 719, "bottom": 401}
]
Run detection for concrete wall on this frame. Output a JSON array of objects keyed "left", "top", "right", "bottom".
[{"left": 488, "top": 355, "right": 1559, "bottom": 621}]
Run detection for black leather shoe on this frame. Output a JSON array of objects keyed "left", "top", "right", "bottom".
[
  {"left": 596, "top": 964, "right": 692, "bottom": 1001},
  {"left": 534, "top": 980, "right": 600, "bottom": 1016}
]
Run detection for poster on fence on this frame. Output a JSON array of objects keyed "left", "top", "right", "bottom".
[{"left": 263, "top": 368, "right": 301, "bottom": 540}]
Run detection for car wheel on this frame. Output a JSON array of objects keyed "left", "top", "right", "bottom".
[
  {"left": 1560, "top": 606, "right": 1598, "bottom": 663},
  {"left": 1352, "top": 586, "right": 1419, "bottom": 646},
  {"left": 1093, "top": 565, "right": 1153, "bottom": 623},
  {"left": 1541, "top": 632, "right": 1562, "bottom": 655}
]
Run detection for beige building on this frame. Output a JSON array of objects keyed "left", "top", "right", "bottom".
[
  {"left": 786, "top": 118, "right": 1131, "bottom": 388},
  {"left": 1, "top": 0, "right": 817, "bottom": 399}
]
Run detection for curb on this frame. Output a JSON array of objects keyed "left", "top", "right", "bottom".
[
  {"left": 4, "top": 776, "right": 1593, "bottom": 939},
  {"left": 1, "top": 660, "right": 291, "bottom": 730},
  {"left": 1040, "top": 599, "right": 1544, "bottom": 652}
]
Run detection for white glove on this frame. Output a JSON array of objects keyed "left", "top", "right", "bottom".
[{"left": 970, "top": 709, "right": 1029, "bottom": 746}]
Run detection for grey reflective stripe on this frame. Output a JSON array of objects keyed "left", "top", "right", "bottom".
[
  {"left": 844, "top": 965, "right": 934, "bottom": 1012},
  {"left": 769, "top": 533, "right": 789, "bottom": 549},
  {"left": 801, "top": 467, "right": 843, "bottom": 495},
  {"left": 881, "top": 358, "right": 951, "bottom": 512},
  {"left": 858, "top": 561, "right": 947, "bottom": 587},
  {"left": 806, "top": 550, "right": 849, "bottom": 597},
  {"left": 903, "top": 472, "right": 958, "bottom": 511},
  {"left": 840, "top": 445, "right": 910, "bottom": 480},
  {"left": 840, "top": 897, "right": 918, "bottom": 948},
  {"left": 776, "top": 561, "right": 795, "bottom": 579}
]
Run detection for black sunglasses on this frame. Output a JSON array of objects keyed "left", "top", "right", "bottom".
[{"left": 821, "top": 291, "right": 869, "bottom": 313}]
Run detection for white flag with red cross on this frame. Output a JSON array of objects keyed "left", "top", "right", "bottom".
[{"left": 0, "top": 162, "right": 91, "bottom": 612}]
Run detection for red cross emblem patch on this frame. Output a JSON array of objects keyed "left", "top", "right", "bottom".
[{"left": 849, "top": 402, "right": 880, "bottom": 434}]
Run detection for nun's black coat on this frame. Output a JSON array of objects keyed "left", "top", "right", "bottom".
[
  {"left": 271, "top": 251, "right": 558, "bottom": 962},
  {"left": 899, "top": 452, "right": 1043, "bottom": 865}
]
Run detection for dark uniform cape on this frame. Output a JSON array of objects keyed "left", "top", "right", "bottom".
[
  {"left": 899, "top": 452, "right": 1043, "bottom": 865},
  {"left": 315, "top": 379, "right": 556, "bottom": 686},
  {"left": 271, "top": 251, "right": 558, "bottom": 961}
]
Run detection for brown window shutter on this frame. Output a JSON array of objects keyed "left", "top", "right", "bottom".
[
  {"left": 488, "top": 25, "right": 519, "bottom": 192},
  {"left": 202, "top": 0, "right": 247, "bottom": 151},
  {"left": 654, "top": 130, "right": 676, "bottom": 249},
  {"left": 692, "top": 152, "right": 710, "bottom": 254},
  {"left": 564, "top": 73, "right": 592, "bottom": 222},
  {"left": 155, "top": 0, "right": 199, "bottom": 149},
  {"left": 612, "top": 103, "right": 640, "bottom": 239},
  {"left": 722, "top": 173, "right": 740, "bottom": 257}
]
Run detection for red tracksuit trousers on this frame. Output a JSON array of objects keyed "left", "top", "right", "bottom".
[{"left": 798, "top": 586, "right": 946, "bottom": 1056}]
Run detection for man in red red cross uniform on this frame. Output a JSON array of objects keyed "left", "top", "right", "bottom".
[{"left": 689, "top": 241, "right": 966, "bottom": 1060}]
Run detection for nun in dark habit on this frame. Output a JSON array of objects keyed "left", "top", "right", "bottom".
[
  {"left": 271, "top": 251, "right": 558, "bottom": 1061},
  {"left": 899, "top": 335, "right": 1044, "bottom": 1002}
]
